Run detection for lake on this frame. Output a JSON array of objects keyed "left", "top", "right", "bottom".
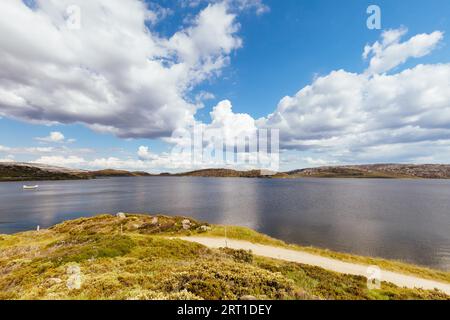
[{"left": 0, "top": 177, "right": 449, "bottom": 270}]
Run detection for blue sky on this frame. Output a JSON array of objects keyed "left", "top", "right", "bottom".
[
  {"left": 1, "top": 0, "right": 450, "bottom": 172},
  {"left": 199, "top": 0, "right": 450, "bottom": 117}
]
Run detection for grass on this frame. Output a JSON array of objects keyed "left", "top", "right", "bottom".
[{"left": 0, "top": 214, "right": 448, "bottom": 300}]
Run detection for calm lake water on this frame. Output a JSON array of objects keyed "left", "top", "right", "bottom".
[{"left": 1, "top": 177, "right": 449, "bottom": 270}]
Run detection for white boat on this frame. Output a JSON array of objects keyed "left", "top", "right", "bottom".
[{"left": 23, "top": 185, "right": 39, "bottom": 190}]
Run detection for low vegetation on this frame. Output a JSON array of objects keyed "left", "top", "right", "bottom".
[{"left": 0, "top": 214, "right": 448, "bottom": 300}]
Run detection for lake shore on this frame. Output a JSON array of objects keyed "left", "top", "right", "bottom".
[
  {"left": 1, "top": 214, "right": 449, "bottom": 300},
  {"left": 3, "top": 163, "right": 450, "bottom": 182}
]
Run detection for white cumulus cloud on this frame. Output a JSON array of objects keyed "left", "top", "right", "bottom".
[
  {"left": 0, "top": 0, "right": 243, "bottom": 139},
  {"left": 363, "top": 28, "right": 444, "bottom": 75},
  {"left": 259, "top": 29, "right": 450, "bottom": 164},
  {"left": 137, "top": 146, "right": 157, "bottom": 161}
]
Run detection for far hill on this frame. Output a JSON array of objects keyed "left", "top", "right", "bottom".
[
  {"left": 285, "top": 164, "right": 450, "bottom": 179},
  {"left": 0, "top": 162, "right": 90, "bottom": 182},
  {"left": 172, "top": 164, "right": 450, "bottom": 179},
  {"left": 89, "top": 169, "right": 152, "bottom": 178},
  {"left": 3, "top": 162, "right": 450, "bottom": 182},
  {"left": 173, "top": 169, "right": 276, "bottom": 178},
  {"left": 0, "top": 163, "right": 151, "bottom": 182}
]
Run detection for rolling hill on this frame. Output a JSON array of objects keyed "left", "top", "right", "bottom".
[
  {"left": 0, "top": 162, "right": 90, "bottom": 181},
  {"left": 172, "top": 169, "right": 275, "bottom": 178},
  {"left": 2, "top": 162, "right": 450, "bottom": 182},
  {"left": 0, "top": 163, "right": 150, "bottom": 181},
  {"left": 285, "top": 164, "right": 450, "bottom": 179}
]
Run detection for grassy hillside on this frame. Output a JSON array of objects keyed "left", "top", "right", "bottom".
[
  {"left": 170, "top": 164, "right": 450, "bottom": 179},
  {"left": 171, "top": 165, "right": 450, "bottom": 179},
  {"left": 0, "top": 163, "right": 90, "bottom": 181},
  {"left": 0, "top": 214, "right": 448, "bottom": 300},
  {"left": 286, "top": 164, "right": 450, "bottom": 179},
  {"left": 0, "top": 163, "right": 151, "bottom": 182},
  {"left": 3, "top": 163, "right": 450, "bottom": 182}
]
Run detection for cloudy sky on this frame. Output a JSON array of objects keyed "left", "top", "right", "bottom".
[{"left": 0, "top": 0, "right": 450, "bottom": 172}]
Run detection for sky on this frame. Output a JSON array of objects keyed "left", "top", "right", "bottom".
[{"left": 1, "top": 0, "right": 450, "bottom": 172}]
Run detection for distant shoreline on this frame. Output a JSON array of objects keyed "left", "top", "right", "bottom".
[
  {"left": 2, "top": 162, "right": 450, "bottom": 182},
  {"left": 0, "top": 173, "right": 435, "bottom": 183}
]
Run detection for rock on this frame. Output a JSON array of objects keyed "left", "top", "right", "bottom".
[
  {"left": 240, "top": 295, "right": 257, "bottom": 300},
  {"left": 116, "top": 212, "right": 126, "bottom": 219},
  {"left": 67, "top": 275, "right": 82, "bottom": 290},
  {"left": 200, "top": 225, "right": 211, "bottom": 232},
  {"left": 66, "top": 265, "right": 82, "bottom": 290},
  {"left": 67, "top": 265, "right": 81, "bottom": 274},
  {"left": 182, "top": 219, "right": 191, "bottom": 230},
  {"left": 151, "top": 217, "right": 159, "bottom": 225}
]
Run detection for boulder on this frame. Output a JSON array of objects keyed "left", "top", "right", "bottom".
[
  {"left": 116, "top": 212, "right": 126, "bottom": 219},
  {"left": 182, "top": 219, "right": 191, "bottom": 230},
  {"left": 200, "top": 225, "right": 211, "bottom": 232},
  {"left": 66, "top": 265, "right": 82, "bottom": 290}
]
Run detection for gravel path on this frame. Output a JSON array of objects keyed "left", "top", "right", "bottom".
[{"left": 178, "top": 236, "right": 450, "bottom": 295}]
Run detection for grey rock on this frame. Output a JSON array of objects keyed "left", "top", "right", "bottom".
[
  {"left": 200, "top": 225, "right": 211, "bottom": 232},
  {"left": 182, "top": 219, "right": 191, "bottom": 230},
  {"left": 116, "top": 212, "right": 126, "bottom": 219}
]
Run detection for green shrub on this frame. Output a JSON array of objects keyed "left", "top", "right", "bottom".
[
  {"left": 155, "top": 260, "right": 305, "bottom": 300},
  {"left": 221, "top": 248, "right": 254, "bottom": 264},
  {"left": 48, "top": 234, "right": 136, "bottom": 264}
]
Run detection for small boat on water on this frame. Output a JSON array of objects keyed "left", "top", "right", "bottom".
[{"left": 23, "top": 185, "right": 39, "bottom": 190}]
